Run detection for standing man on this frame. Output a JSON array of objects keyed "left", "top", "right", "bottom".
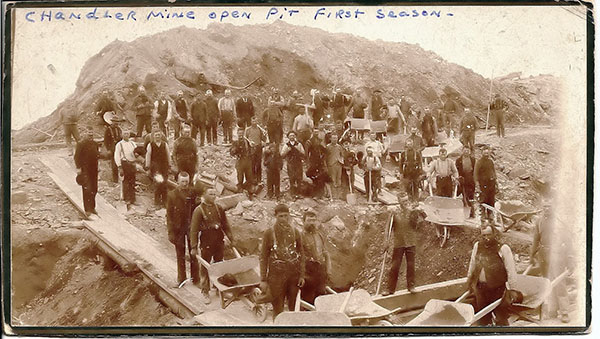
[
  {"left": 230, "top": 128, "right": 254, "bottom": 194},
  {"left": 60, "top": 109, "right": 80, "bottom": 156},
  {"left": 300, "top": 208, "right": 330, "bottom": 304},
  {"left": 361, "top": 146, "right": 382, "bottom": 202},
  {"left": 384, "top": 202, "right": 420, "bottom": 295},
  {"left": 154, "top": 91, "right": 171, "bottom": 137},
  {"left": 133, "top": 86, "right": 154, "bottom": 138},
  {"left": 365, "top": 132, "right": 387, "bottom": 161},
  {"left": 490, "top": 94, "right": 509, "bottom": 138},
  {"left": 236, "top": 91, "right": 255, "bottom": 129},
  {"left": 281, "top": 131, "right": 305, "bottom": 199},
  {"left": 310, "top": 89, "right": 325, "bottom": 127},
  {"left": 266, "top": 88, "right": 285, "bottom": 144},
  {"left": 74, "top": 126, "right": 101, "bottom": 219},
  {"left": 326, "top": 133, "right": 344, "bottom": 189},
  {"left": 204, "top": 90, "right": 220, "bottom": 145},
  {"left": 421, "top": 107, "right": 437, "bottom": 147},
  {"left": 400, "top": 138, "right": 423, "bottom": 201},
  {"left": 408, "top": 127, "right": 425, "bottom": 152},
  {"left": 145, "top": 131, "right": 170, "bottom": 208},
  {"left": 259, "top": 204, "right": 305, "bottom": 320},
  {"left": 95, "top": 89, "right": 118, "bottom": 125},
  {"left": 456, "top": 147, "right": 476, "bottom": 218},
  {"left": 460, "top": 108, "right": 478, "bottom": 152},
  {"left": 331, "top": 88, "right": 346, "bottom": 123},
  {"left": 371, "top": 89, "right": 385, "bottom": 121},
  {"left": 173, "top": 125, "right": 198, "bottom": 180},
  {"left": 166, "top": 172, "right": 200, "bottom": 287},
  {"left": 190, "top": 188, "right": 234, "bottom": 302},
  {"left": 114, "top": 129, "right": 140, "bottom": 206},
  {"left": 474, "top": 145, "right": 497, "bottom": 220},
  {"left": 103, "top": 112, "right": 123, "bottom": 183},
  {"left": 264, "top": 142, "right": 283, "bottom": 200},
  {"left": 172, "top": 90, "right": 189, "bottom": 140},
  {"left": 190, "top": 93, "right": 207, "bottom": 146},
  {"left": 292, "top": 105, "right": 314, "bottom": 149},
  {"left": 245, "top": 116, "right": 267, "bottom": 184},
  {"left": 218, "top": 89, "right": 236, "bottom": 144},
  {"left": 399, "top": 94, "right": 412, "bottom": 131},
  {"left": 341, "top": 139, "right": 358, "bottom": 192},
  {"left": 426, "top": 147, "right": 458, "bottom": 197},
  {"left": 441, "top": 93, "right": 458, "bottom": 138}
]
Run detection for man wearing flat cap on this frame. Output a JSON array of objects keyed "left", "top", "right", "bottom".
[
  {"left": 260, "top": 204, "right": 305, "bottom": 319},
  {"left": 300, "top": 208, "right": 330, "bottom": 304}
]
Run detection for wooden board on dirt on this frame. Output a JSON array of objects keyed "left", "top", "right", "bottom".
[{"left": 352, "top": 172, "right": 399, "bottom": 205}]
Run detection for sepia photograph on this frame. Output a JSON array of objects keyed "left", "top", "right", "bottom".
[{"left": 3, "top": 1, "right": 591, "bottom": 335}]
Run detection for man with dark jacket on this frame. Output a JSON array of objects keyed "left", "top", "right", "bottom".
[
  {"left": 331, "top": 88, "right": 346, "bottom": 123},
  {"left": 474, "top": 146, "right": 497, "bottom": 220},
  {"left": 260, "top": 204, "right": 305, "bottom": 320},
  {"left": 421, "top": 108, "right": 436, "bottom": 147},
  {"left": 384, "top": 201, "right": 421, "bottom": 295},
  {"left": 281, "top": 131, "right": 305, "bottom": 198},
  {"left": 230, "top": 128, "right": 254, "bottom": 193},
  {"left": 245, "top": 116, "right": 267, "bottom": 184},
  {"left": 95, "top": 89, "right": 118, "bottom": 125},
  {"left": 310, "top": 89, "right": 325, "bottom": 127},
  {"left": 400, "top": 138, "right": 423, "bottom": 201},
  {"left": 456, "top": 147, "right": 476, "bottom": 217},
  {"left": 74, "top": 126, "right": 101, "bottom": 219},
  {"left": 300, "top": 208, "right": 330, "bottom": 304},
  {"left": 133, "top": 86, "right": 154, "bottom": 137},
  {"left": 145, "top": 131, "right": 170, "bottom": 208},
  {"left": 460, "top": 108, "right": 478, "bottom": 152},
  {"left": 266, "top": 88, "right": 285, "bottom": 144},
  {"left": 204, "top": 90, "right": 220, "bottom": 145},
  {"left": 166, "top": 172, "right": 200, "bottom": 287},
  {"left": 173, "top": 90, "right": 189, "bottom": 140},
  {"left": 154, "top": 91, "right": 171, "bottom": 137},
  {"left": 236, "top": 92, "right": 255, "bottom": 128},
  {"left": 190, "top": 94, "right": 207, "bottom": 146},
  {"left": 173, "top": 125, "right": 198, "bottom": 180},
  {"left": 103, "top": 113, "right": 123, "bottom": 183},
  {"left": 60, "top": 108, "right": 80, "bottom": 156},
  {"left": 490, "top": 94, "right": 508, "bottom": 138},
  {"left": 190, "top": 188, "right": 234, "bottom": 302},
  {"left": 371, "top": 89, "right": 385, "bottom": 121},
  {"left": 441, "top": 93, "right": 458, "bottom": 138}
]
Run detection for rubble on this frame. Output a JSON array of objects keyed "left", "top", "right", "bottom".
[{"left": 12, "top": 191, "right": 29, "bottom": 205}]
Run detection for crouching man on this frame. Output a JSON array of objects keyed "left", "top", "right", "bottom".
[
  {"left": 259, "top": 204, "right": 305, "bottom": 320},
  {"left": 300, "top": 208, "right": 330, "bottom": 305}
]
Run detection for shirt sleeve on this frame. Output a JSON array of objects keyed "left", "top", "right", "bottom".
[
  {"left": 189, "top": 206, "right": 202, "bottom": 249},
  {"left": 145, "top": 144, "right": 152, "bottom": 168},
  {"left": 260, "top": 229, "right": 273, "bottom": 281},
  {"left": 220, "top": 206, "right": 233, "bottom": 241},
  {"left": 114, "top": 142, "right": 122, "bottom": 167},
  {"left": 295, "top": 228, "right": 306, "bottom": 279},
  {"left": 450, "top": 160, "right": 459, "bottom": 179}
]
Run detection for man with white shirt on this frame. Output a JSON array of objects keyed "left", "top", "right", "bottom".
[
  {"left": 426, "top": 147, "right": 458, "bottom": 197},
  {"left": 364, "top": 132, "right": 387, "bottom": 161},
  {"left": 114, "top": 129, "right": 140, "bottom": 206},
  {"left": 218, "top": 89, "right": 236, "bottom": 144},
  {"left": 292, "top": 105, "right": 314, "bottom": 148}
]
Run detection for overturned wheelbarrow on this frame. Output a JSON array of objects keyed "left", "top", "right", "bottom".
[
  {"left": 314, "top": 288, "right": 396, "bottom": 326},
  {"left": 407, "top": 297, "right": 502, "bottom": 326},
  {"left": 273, "top": 287, "right": 354, "bottom": 326}
]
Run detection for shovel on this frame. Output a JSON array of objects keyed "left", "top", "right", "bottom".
[{"left": 346, "top": 169, "right": 357, "bottom": 205}]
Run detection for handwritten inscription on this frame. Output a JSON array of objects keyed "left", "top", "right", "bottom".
[{"left": 23, "top": 7, "right": 454, "bottom": 23}]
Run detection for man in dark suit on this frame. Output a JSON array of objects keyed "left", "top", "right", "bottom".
[
  {"left": 166, "top": 172, "right": 200, "bottom": 286},
  {"left": 456, "top": 147, "right": 476, "bottom": 217},
  {"left": 74, "top": 126, "right": 101, "bottom": 219},
  {"left": 236, "top": 91, "right": 255, "bottom": 128},
  {"left": 103, "top": 113, "right": 123, "bottom": 183}
]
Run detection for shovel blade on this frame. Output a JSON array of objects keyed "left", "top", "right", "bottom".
[{"left": 346, "top": 193, "right": 357, "bottom": 205}]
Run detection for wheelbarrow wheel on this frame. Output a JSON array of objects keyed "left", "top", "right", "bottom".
[
  {"left": 253, "top": 304, "right": 268, "bottom": 322},
  {"left": 375, "top": 319, "right": 393, "bottom": 326},
  {"left": 440, "top": 226, "right": 449, "bottom": 248}
]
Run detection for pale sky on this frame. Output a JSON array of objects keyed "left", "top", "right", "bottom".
[{"left": 11, "top": 5, "right": 587, "bottom": 129}]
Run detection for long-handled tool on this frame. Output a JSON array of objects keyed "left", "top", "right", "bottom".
[
  {"left": 376, "top": 214, "right": 394, "bottom": 295},
  {"left": 346, "top": 169, "right": 357, "bottom": 205},
  {"left": 368, "top": 170, "right": 373, "bottom": 203}
]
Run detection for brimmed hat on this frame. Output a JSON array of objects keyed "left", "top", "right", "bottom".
[
  {"left": 103, "top": 111, "right": 124, "bottom": 125},
  {"left": 274, "top": 204, "right": 289, "bottom": 215}
]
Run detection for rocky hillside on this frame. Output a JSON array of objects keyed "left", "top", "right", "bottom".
[{"left": 14, "top": 21, "right": 561, "bottom": 144}]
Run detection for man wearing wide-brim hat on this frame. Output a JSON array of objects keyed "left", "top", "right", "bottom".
[
  {"left": 74, "top": 125, "right": 101, "bottom": 220},
  {"left": 103, "top": 111, "right": 125, "bottom": 183}
]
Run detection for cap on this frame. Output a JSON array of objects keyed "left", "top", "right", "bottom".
[{"left": 274, "top": 203, "right": 289, "bottom": 215}]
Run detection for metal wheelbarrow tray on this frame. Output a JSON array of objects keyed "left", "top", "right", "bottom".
[
  {"left": 421, "top": 196, "right": 471, "bottom": 247},
  {"left": 203, "top": 255, "right": 262, "bottom": 309},
  {"left": 314, "top": 289, "right": 395, "bottom": 325},
  {"left": 495, "top": 201, "right": 542, "bottom": 232}
]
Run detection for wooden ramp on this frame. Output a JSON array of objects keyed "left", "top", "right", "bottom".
[{"left": 38, "top": 154, "right": 246, "bottom": 319}]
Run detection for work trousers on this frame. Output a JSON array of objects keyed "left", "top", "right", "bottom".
[
  {"left": 474, "top": 282, "right": 508, "bottom": 326},
  {"left": 170, "top": 120, "right": 181, "bottom": 140},
  {"left": 445, "top": 114, "right": 459, "bottom": 138},
  {"left": 206, "top": 121, "right": 218, "bottom": 144},
  {"left": 301, "top": 260, "right": 327, "bottom": 305},
  {"left": 404, "top": 176, "right": 420, "bottom": 201},
  {"left": 459, "top": 176, "right": 475, "bottom": 209},
  {"left": 250, "top": 147, "right": 263, "bottom": 183},
  {"left": 121, "top": 160, "right": 137, "bottom": 204},
  {"left": 156, "top": 117, "right": 167, "bottom": 137},
  {"left": 287, "top": 162, "right": 303, "bottom": 195},
  {"left": 328, "top": 162, "right": 342, "bottom": 188},
  {"left": 363, "top": 170, "right": 381, "bottom": 200},
  {"left": 236, "top": 158, "right": 254, "bottom": 189},
  {"left": 191, "top": 122, "right": 206, "bottom": 146},
  {"left": 222, "top": 111, "right": 234, "bottom": 144},
  {"left": 136, "top": 115, "right": 152, "bottom": 137},
  {"left": 267, "top": 122, "right": 283, "bottom": 144},
  {"left": 495, "top": 111, "right": 505, "bottom": 138},
  {"left": 110, "top": 153, "right": 119, "bottom": 183},
  {"left": 238, "top": 116, "right": 251, "bottom": 129},
  {"left": 266, "top": 168, "right": 281, "bottom": 198},
  {"left": 81, "top": 172, "right": 98, "bottom": 213},
  {"left": 333, "top": 107, "right": 346, "bottom": 122},
  {"left": 63, "top": 124, "right": 80, "bottom": 147},
  {"left": 177, "top": 158, "right": 197, "bottom": 180},
  {"left": 174, "top": 232, "right": 200, "bottom": 285},
  {"left": 388, "top": 246, "right": 416, "bottom": 294},
  {"left": 267, "top": 260, "right": 301, "bottom": 319},
  {"left": 436, "top": 175, "right": 453, "bottom": 197},
  {"left": 151, "top": 170, "right": 168, "bottom": 207},
  {"left": 422, "top": 131, "right": 435, "bottom": 147},
  {"left": 479, "top": 180, "right": 496, "bottom": 220},
  {"left": 461, "top": 131, "right": 475, "bottom": 151},
  {"left": 200, "top": 241, "right": 224, "bottom": 293},
  {"left": 297, "top": 129, "right": 312, "bottom": 149}
]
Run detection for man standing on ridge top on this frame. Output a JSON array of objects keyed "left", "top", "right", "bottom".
[{"left": 133, "top": 86, "right": 154, "bottom": 138}]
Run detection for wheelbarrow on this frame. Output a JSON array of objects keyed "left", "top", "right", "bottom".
[
  {"left": 481, "top": 201, "right": 542, "bottom": 232},
  {"left": 197, "top": 245, "right": 267, "bottom": 321},
  {"left": 314, "top": 288, "right": 396, "bottom": 326},
  {"left": 420, "top": 193, "right": 471, "bottom": 247},
  {"left": 273, "top": 287, "right": 354, "bottom": 326}
]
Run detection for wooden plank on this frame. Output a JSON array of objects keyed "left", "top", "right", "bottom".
[
  {"left": 352, "top": 172, "right": 399, "bottom": 205},
  {"left": 39, "top": 155, "right": 221, "bottom": 317},
  {"left": 372, "top": 277, "right": 467, "bottom": 313}
]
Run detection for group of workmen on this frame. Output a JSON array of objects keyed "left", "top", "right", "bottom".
[{"left": 70, "top": 83, "right": 525, "bottom": 324}]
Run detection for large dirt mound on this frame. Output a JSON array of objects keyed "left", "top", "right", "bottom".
[{"left": 14, "top": 21, "right": 560, "bottom": 144}]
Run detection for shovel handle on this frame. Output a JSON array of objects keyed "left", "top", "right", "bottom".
[
  {"left": 455, "top": 291, "right": 470, "bottom": 303},
  {"left": 468, "top": 297, "right": 502, "bottom": 325},
  {"left": 326, "top": 286, "right": 337, "bottom": 294},
  {"left": 339, "top": 287, "right": 354, "bottom": 313},
  {"left": 294, "top": 289, "right": 302, "bottom": 312}
]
